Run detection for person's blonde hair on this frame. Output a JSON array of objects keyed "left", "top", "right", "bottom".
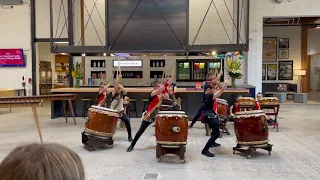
[{"left": 0, "top": 143, "right": 85, "bottom": 180}]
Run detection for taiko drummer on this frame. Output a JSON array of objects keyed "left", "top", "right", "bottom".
[
  {"left": 126, "top": 77, "right": 172, "bottom": 152},
  {"left": 201, "top": 75, "right": 230, "bottom": 157},
  {"left": 109, "top": 74, "right": 133, "bottom": 142}
]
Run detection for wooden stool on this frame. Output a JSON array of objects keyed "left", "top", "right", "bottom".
[
  {"left": 129, "top": 99, "right": 138, "bottom": 118},
  {"left": 142, "top": 99, "right": 149, "bottom": 112},
  {"left": 81, "top": 98, "right": 94, "bottom": 118}
]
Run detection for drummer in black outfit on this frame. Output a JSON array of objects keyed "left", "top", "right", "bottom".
[
  {"left": 189, "top": 70, "right": 223, "bottom": 128},
  {"left": 202, "top": 75, "right": 230, "bottom": 157},
  {"left": 109, "top": 74, "right": 133, "bottom": 142},
  {"left": 126, "top": 77, "right": 172, "bottom": 152}
]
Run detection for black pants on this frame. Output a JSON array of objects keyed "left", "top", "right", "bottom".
[
  {"left": 130, "top": 120, "right": 152, "bottom": 148},
  {"left": 120, "top": 114, "right": 132, "bottom": 138},
  {"left": 190, "top": 106, "right": 203, "bottom": 126},
  {"left": 203, "top": 115, "right": 220, "bottom": 151}
]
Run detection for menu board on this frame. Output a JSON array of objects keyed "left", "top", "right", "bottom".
[{"left": 177, "top": 62, "right": 190, "bottom": 80}]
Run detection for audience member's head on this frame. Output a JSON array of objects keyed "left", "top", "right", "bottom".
[
  {"left": 0, "top": 143, "right": 85, "bottom": 180},
  {"left": 256, "top": 92, "right": 263, "bottom": 101}
]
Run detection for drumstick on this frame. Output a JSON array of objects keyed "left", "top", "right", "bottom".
[{"left": 161, "top": 71, "right": 165, "bottom": 83}]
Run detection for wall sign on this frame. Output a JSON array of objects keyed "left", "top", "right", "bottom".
[
  {"left": 113, "top": 60, "right": 142, "bottom": 67},
  {"left": 0, "top": 49, "right": 25, "bottom": 67}
]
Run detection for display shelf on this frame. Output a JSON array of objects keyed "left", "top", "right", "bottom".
[
  {"left": 150, "top": 71, "right": 165, "bottom": 79},
  {"left": 91, "top": 60, "right": 106, "bottom": 68},
  {"left": 150, "top": 60, "right": 165, "bottom": 67},
  {"left": 113, "top": 71, "right": 143, "bottom": 78},
  {"left": 91, "top": 71, "right": 106, "bottom": 79}
]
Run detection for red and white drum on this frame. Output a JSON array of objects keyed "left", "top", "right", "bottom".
[
  {"left": 216, "top": 98, "right": 228, "bottom": 118},
  {"left": 234, "top": 110, "right": 269, "bottom": 146},
  {"left": 84, "top": 106, "right": 119, "bottom": 137},
  {"left": 155, "top": 111, "right": 188, "bottom": 145}
]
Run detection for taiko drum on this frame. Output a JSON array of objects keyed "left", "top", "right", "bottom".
[
  {"left": 216, "top": 98, "right": 228, "bottom": 117},
  {"left": 234, "top": 110, "right": 269, "bottom": 145},
  {"left": 84, "top": 106, "right": 119, "bottom": 137},
  {"left": 155, "top": 111, "right": 188, "bottom": 143}
]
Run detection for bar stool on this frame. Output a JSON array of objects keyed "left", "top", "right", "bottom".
[
  {"left": 129, "top": 99, "right": 138, "bottom": 118},
  {"left": 142, "top": 99, "right": 149, "bottom": 112},
  {"left": 81, "top": 98, "right": 94, "bottom": 118}
]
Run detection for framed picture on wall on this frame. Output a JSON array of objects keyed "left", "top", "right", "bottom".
[
  {"left": 278, "top": 60, "right": 293, "bottom": 80},
  {"left": 267, "top": 64, "right": 277, "bottom": 80},
  {"left": 262, "top": 64, "right": 266, "bottom": 80},
  {"left": 278, "top": 49, "right": 289, "bottom": 59},
  {"left": 279, "top": 38, "right": 289, "bottom": 49},
  {"left": 263, "top": 37, "right": 277, "bottom": 62}
]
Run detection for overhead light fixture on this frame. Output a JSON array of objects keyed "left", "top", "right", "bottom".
[
  {"left": 54, "top": 42, "right": 69, "bottom": 44},
  {"left": 60, "top": 53, "right": 67, "bottom": 55},
  {"left": 103, "top": 53, "right": 107, "bottom": 56},
  {"left": 82, "top": 53, "right": 86, "bottom": 57},
  {"left": 110, "top": 53, "right": 115, "bottom": 56},
  {"left": 211, "top": 51, "right": 216, "bottom": 55}
]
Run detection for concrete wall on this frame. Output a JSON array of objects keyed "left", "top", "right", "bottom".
[
  {"left": 308, "top": 28, "right": 320, "bottom": 55},
  {"left": 0, "top": 1, "right": 32, "bottom": 95},
  {"left": 310, "top": 54, "right": 320, "bottom": 91},
  {"left": 248, "top": 0, "right": 320, "bottom": 93},
  {"left": 263, "top": 26, "right": 301, "bottom": 84}
]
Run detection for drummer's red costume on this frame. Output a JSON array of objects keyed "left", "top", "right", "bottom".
[
  {"left": 127, "top": 79, "right": 171, "bottom": 152},
  {"left": 97, "top": 83, "right": 111, "bottom": 107}
]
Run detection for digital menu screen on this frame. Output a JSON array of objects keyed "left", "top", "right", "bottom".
[{"left": 0, "top": 49, "right": 25, "bottom": 67}]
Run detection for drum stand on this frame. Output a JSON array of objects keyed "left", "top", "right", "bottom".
[
  {"left": 82, "top": 132, "right": 114, "bottom": 151},
  {"left": 156, "top": 144, "right": 186, "bottom": 163},
  {"left": 232, "top": 143, "right": 273, "bottom": 159}
]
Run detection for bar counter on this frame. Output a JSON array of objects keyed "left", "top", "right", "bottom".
[{"left": 51, "top": 87, "right": 254, "bottom": 120}]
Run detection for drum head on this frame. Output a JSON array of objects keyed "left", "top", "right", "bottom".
[
  {"left": 158, "top": 111, "right": 186, "bottom": 114},
  {"left": 90, "top": 105, "right": 118, "bottom": 113},
  {"left": 216, "top": 98, "right": 228, "bottom": 105},
  {"left": 235, "top": 110, "right": 265, "bottom": 118},
  {"left": 238, "top": 97, "right": 255, "bottom": 100}
]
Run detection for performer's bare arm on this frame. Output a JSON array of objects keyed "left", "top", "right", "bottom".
[
  {"left": 151, "top": 85, "right": 166, "bottom": 97},
  {"left": 163, "top": 93, "right": 169, "bottom": 100},
  {"left": 118, "top": 84, "right": 127, "bottom": 95},
  {"left": 214, "top": 75, "right": 230, "bottom": 99},
  {"left": 229, "top": 105, "right": 235, "bottom": 116},
  {"left": 212, "top": 69, "right": 223, "bottom": 83},
  {"left": 112, "top": 74, "right": 122, "bottom": 96},
  {"left": 99, "top": 83, "right": 111, "bottom": 94}
]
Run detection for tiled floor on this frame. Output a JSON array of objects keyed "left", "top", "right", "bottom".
[{"left": 0, "top": 103, "right": 320, "bottom": 180}]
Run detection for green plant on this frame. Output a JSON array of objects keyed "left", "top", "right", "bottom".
[{"left": 72, "top": 62, "right": 83, "bottom": 80}]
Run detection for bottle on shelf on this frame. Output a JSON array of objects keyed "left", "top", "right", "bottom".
[
  {"left": 160, "top": 61, "right": 163, "bottom": 67},
  {"left": 156, "top": 61, "right": 159, "bottom": 67},
  {"left": 102, "top": 61, "right": 105, "bottom": 67},
  {"left": 153, "top": 61, "right": 156, "bottom": 67}
]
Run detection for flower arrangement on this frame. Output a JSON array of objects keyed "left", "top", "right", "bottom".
[
  {"left": 225, "top": 52, "right": 244, "bottom": 88},
  {"left": 72, "top": 62, "right": 83, "bottom": 88}
]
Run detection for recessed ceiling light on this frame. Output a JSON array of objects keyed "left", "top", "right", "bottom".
[
  {"left": 82, "top": 53, "right": 86, "bottom": 57},
  {"left": 103, "top": 53, "right": 107, "bottom": 56}
]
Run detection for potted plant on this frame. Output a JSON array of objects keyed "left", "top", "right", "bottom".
[
  {"left": 72, "top": 62, "right": 83, "bottom": 88},
  {"left": 226, "top": 55, "right": 242, "bottom": 88}
]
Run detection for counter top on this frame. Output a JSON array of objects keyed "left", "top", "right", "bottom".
[{"left": 51, "top": 87, "right": 249, "bottom": 93}]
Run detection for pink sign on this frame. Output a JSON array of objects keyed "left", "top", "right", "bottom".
[{"left": 0, "top": 49, "right": 25, "bottom": 67}]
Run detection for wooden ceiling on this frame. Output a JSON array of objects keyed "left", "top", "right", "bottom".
[{"left": 264, "top": 17, "right": 320, "bottom": 26}]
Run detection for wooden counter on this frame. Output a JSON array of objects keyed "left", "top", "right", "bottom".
[
  {"left": 52, "top": 87, "right": 249, "bottom": 93},
  {"left": 51, "top": 87, "right": 252, "bottom": 120}
]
